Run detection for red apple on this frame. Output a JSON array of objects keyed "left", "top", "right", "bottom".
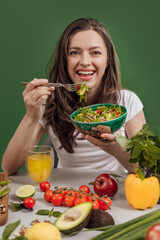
[
  {"left": 94, "top": 173, "right": 118, "bottom": 197},
  {"left": 146, "top": 224, "right": 160, "bottom": 240}
]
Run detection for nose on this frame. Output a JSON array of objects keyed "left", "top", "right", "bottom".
[{"left": 79, "top": 52, "right": 91, "bottom": 67}]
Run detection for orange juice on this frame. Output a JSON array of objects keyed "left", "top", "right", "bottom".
[{"left": 27, "top": 154, "right": 52, "bottom": 182}]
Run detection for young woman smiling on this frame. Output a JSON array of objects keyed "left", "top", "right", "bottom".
[{"left": 2, "top": 18, "right": 146, "bottom": 175}]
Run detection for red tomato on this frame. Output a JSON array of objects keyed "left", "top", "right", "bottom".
[
  {"left": 23, "top": 197, "right": 35, "bottom": 209},
  {"left": 146, "top": 223, "right": 160, "bottom": 240},
  {"left": 79, "top": 185, "right": 90, "bottom": 194},
  {"left": 88, "top": 198, "right": 99, "bottom": 209},
  {"left": 51, "top": 193, "right": 64, "bottom": 206},
  {"left": 96, "top": 109, "right": 101, "bottom": 114},
  {"left": 77, "top": 192, "right": 87, "bottom": 198},
  {"left": 40, "top": 181, "right": 50, "bottom": 192},
  {"left": 98, "top": 196, "right": 112, "bottom": 210},
  {"left": 74, "top": 196, "right": 88, "bottom": 206},
  {"left": 44, "top": 189, "right": 54, "bottom": 203},
  {"left": 87, "top": 194, "right": 99, "bottom": 201},
  {"left": 55, "top": 188, "right": 67, "bottom": 196},
  {"left": 67, "top": 189, "right": 78, "bottom": 197},
  {"left": 64, "top": 194, "right": 76, "bottom": 207}
]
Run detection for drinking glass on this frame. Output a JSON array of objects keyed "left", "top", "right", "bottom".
[{"left": 26, "top": 145, "right": 54, "bottom": 183}]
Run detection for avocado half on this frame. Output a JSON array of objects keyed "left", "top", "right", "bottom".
[{"left": 54, "top": 202, "right": 93, "bottom": 235}]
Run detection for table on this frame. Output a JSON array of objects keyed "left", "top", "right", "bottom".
[{"left": 0, "top": 168, "right": 160, "bottom": 239}]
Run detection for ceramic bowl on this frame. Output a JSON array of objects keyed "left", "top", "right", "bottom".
[{"left": 70, "top": 103, "right": 127, "bottom": 137}]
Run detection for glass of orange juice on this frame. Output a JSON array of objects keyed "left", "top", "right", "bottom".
[{"left": 26, "top": 145, "right": 54, "bottom": 183}]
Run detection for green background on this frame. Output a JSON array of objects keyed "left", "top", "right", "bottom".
[{"left": 1, "top": 0, "right": 160, "bottom": 171}]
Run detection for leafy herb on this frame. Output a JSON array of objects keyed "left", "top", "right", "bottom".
[
  {"left": 1, "top": 220, "right": 27, "bottom": 240},
  {"left": 36, "top": 208, "right": 61, "bottom": 218},
  {"left": 76, "top": 81, "right": 89, "bottom": 103},
  {"left": 10, "top": 201, "right": 33, "bottom": 212},
  {"left": 116, "top": 124, "right": 160, "bottom": 176}
]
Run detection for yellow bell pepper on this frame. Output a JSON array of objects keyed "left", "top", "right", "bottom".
[{"left": 125, "top": 167, "right": 160, "bottom": 210}]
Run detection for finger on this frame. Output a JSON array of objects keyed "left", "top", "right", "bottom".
[
  {"left": 24, "top": 78, "right": 49, "bottom": 93},
  {"left": 100, "top": 132, "right": 116, "bottom": 141},
  {"left": 28, "top": 88, "right": 52, "bottom": 103},
  {"left": 92, "top": 125, "right": 111, "bottom": 133}
]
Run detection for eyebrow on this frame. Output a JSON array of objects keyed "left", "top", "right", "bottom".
[{"left": 68, "top": 46, "right": 103, "bottom": 50}]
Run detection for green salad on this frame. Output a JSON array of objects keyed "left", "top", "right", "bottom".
[
  {"left": 74, "top": 105, "right": 124, "bottom": 123},
  {"left": 76, "top": 81, "right": 89, "bottom": 102}
]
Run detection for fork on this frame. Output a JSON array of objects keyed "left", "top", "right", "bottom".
[{"left": 20, "top": 82, "right": 81, "bottom": 92}]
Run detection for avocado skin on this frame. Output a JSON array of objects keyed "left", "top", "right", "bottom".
[
  {"left": 86, "top": 209, "right": 115, "bottom": 229},
  {"left": 62, "top": 208, "right": 93, "bottom": 235}
]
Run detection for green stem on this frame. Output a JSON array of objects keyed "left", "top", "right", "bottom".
[
  {"left": 106, "top": 210, "right": 160, "bottom": 240},
  {"left": 135, "top": 167, "right": 145, "bottom": 180},
  {"left": 89, "top": 209, "right": 160, "bottom": 240},
  {"left": 0, "top": 180, "right": 11, "bottom": 186}
]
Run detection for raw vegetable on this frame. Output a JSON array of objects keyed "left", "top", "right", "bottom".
[
  {"left": 25, "top": 222, "right": 61, "bottom": 240},
  {"left": 40, "top": 181, "right": 50, "bottom": 192},
  {"left": 84, "top": 208, "right": 160, "bottom": 240},
  {"left": 36, "top": 208, "right": 61, "bottom": 218},
  {"left": 125, "top": 167, "right": 160, "bottom": 210},
  {"left": 44, "top": 189, "right": 54, "bottom": 202},
  {"left": 54, "top": 202, "right": 93, "bottom": 235},
  {"left": 76, "top": 81, "right": 89, "bottom": 102},
  {"left": 116, "top": 124, "right": 160, "bottom": 177},
  {"left": 0, "top": 185, "right": 11, "bottom": 198},
  {"left": 145, "top": 223, "right": 160, "bottom": 240},
  {"left": 23, "top": 197, "right": 35, "bottom": 209},
  {"left": 0, "top": 180, "right": 11, "bottom": 186},
  {"left": 0, "top": 220, "right": 27, "bottom": 240},
  {"left": 93, "top": 173, "right": 118, "bottom": 197},
  {"left": 79, "top": 185, "right": 90, "bottom": 194},
  {"left": 16, "top": 184, "right": 35, "bottom": 200},
  {"left": 86, "top": 209, "right": 114, "bottom": 229},
  {"left": 74, "top": 105, "right": 123, "bottom": 123},
  {"left": 51, "top": 193, "right": 64, "bottom": 206},
  {"left": 0, "top": 180, "right": 11, "bottom": 198}
]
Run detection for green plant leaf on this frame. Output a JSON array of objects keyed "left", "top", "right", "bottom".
[
  {"left": 148, "top": 145, "right": 160, "bottom": 159},
  {"left": 116, "top": 134, "right": 133, "bottom": 148},
  {"left": 9, "top": 202, "right": 22, "bottom": 212},
  {"left": 2, "top": 220, "right": 20, "bottom": 240},
  {"left": 52, "top": 211, "right": 62, "bottom": 218},
  {"left": 36, "top": 209, "right": 50, "bottom": 215},
  {"left": 131, "top": 145, "right": 142, "bottom": 159}
]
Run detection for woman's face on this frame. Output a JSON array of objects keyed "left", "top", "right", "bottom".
[{"left": 67, "top": 30, "right": 108, "bottom": 95}]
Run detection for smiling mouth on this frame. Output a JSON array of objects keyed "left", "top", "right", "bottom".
[{"left": 77, "top": 71, "right": 95, "bottom": 76}]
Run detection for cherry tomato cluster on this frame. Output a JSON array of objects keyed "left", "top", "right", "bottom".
[{"left": 40, "top": 181, "right": 112, "bottom": 210}]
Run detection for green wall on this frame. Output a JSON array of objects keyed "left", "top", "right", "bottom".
[{"left": 1, "top": 0, "right": 160, "bottom": 171}]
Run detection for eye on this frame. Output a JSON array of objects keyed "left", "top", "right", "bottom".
[
  {"left": 92, "top": 51, "right": 101, "bottom": 55},
  {"left": 69, "top": 51, "right": 79, "bottom": 55}
]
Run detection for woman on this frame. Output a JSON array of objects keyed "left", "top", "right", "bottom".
[{"left": 2, "top": 18, "right": 146, "bottom": 175}]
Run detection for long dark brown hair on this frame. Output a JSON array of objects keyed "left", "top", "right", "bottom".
[{"left": 44, "top": 18, "right": 121, "bottom": 153}]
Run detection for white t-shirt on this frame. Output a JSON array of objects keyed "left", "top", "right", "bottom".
[{"left": 39, "top": 89, "right": 143, "bottom": 173}]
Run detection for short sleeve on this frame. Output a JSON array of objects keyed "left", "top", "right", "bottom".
[{"left": 119, "top": 90, "right": 144, "bottom": 123}]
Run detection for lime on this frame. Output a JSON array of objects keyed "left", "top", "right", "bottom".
[{"left": 16, "top": 185, "right": 36, "bottom": 200}]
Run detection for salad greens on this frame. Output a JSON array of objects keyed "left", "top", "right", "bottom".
[
  {"left": 74, "top": 105, "right": 123, "bottom": 123},
  {"left": 116, "top": 124, "right": 160, "bottom": 176},
  {"left": 76, "top": 81, "right": 89, "bottom": 102}
]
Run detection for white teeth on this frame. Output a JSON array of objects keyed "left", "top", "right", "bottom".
[{"left": 78, "top": 71, "right": 94, "bottom": 75}]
